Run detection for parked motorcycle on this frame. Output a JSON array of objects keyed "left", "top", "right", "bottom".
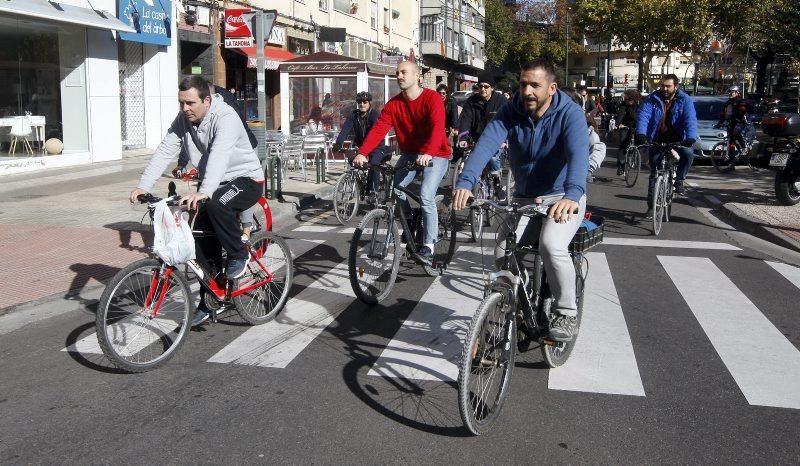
[{"left": 759, "top": 113, "right": 800, "bottom": 205}]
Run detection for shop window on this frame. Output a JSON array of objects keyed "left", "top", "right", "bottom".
[
  {"left": 368, "top": 77, "right": 386, "bottom": 111},
  {"left": 288, "top": 76, "right": 358, "bottom": 133},
  {"left": 0, "top": 16, "right": 88, "bottom": 155}
]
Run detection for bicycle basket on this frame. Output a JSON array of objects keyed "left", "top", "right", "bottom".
[{"left": 569, "top": 216, "right": 605, "bottom": 253}]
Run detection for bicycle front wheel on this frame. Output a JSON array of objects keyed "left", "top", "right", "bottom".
[
  {"left": 652, "top": 175, "right": 667, "bottom": 235},
  {"left": 458, "top": 291, "right": 517, "bottom": 436},
  {"left": 349, "top": 208, "right": 401, "bottom": 304},
  {"left": 710, "top": 142, "right": 730, "bottom": 172},
  {"left": 542, "top": 254, "right": 586, "bottom": 368},
  {"left": 625, "top": 146, "right": 641, "bottom": 187},
  {"left": 469, "top": 181, "right": 487, "bottom": 242},
  {"left": 233, "top": 232, "right": 294, "bottom": 324},
  {"left": 96, "top": 258, "right": 192, "bottom": 373},
  {"left": 333, "top": 172, "right": 360, "bottom": 224}
]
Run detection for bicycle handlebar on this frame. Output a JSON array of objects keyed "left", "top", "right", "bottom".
[
  {"left": 468, "top": 198, "right": 551, "bottom": 217},
  {"left": 137, "top": 193, "right": 182, "bottom": 207}
]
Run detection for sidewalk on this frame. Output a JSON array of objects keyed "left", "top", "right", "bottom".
[
  {"left": 686, "top": 165, "right": 800, "bottom": 253},
  {"left": 0, "top": 151, "right": 344, "bottom": 314}
]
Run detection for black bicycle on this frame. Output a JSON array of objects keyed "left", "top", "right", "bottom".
[
  {"left": 457, "top": 197, "right": 603, "bottom": 435},
  {"left": 710, "top": 119, "right": 758, "bottom": 172},
  {"left": 617, "top": 126, "right": 642, "bottom": 187},
  {"left": 452, "top": 144, "right": 511, "bottom": 242},
  {"left": 650, "top": 142, "right": 682, "bottom": 235},
  {"left": 332, "top": 148, "right": 388, "bottom": 224},
  {"left": 348, "top": 162, "right": 458, "bottom": 304}
]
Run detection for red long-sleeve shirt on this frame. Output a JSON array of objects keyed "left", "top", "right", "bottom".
[{"left": 358, "top": 88, "right": 452, "bottom": 159}]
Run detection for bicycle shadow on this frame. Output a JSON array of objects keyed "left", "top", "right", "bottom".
[
  {"left": 64, "top": 263, "right": 122, "bottom": 314},
  {"left": 62, "top": 322, "right": 127, "bottom": 374},
  {"left": 104, "top": 221, "right": 153, "bottom": 254}
]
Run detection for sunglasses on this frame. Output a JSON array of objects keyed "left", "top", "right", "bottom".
[{"left": 479, "top": 84, "right": 492, "bottom": 89}]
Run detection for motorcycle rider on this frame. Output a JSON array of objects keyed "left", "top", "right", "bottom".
[{"left": 716, "top": 85, "right": 751, "bottom": 170}]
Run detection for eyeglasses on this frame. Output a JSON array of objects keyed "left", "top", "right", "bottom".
[
  {"left": 479, "top": 84, "right": 492, "bottom": 89},
  {"left": 357, "top": 100, "right": 370, "bottom": 104}
]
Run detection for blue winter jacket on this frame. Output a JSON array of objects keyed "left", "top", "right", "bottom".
[
  {"left": 636, "top": 88, "right": 698, "bottom": 142},
  {"left": 455, "top": 89, "right": 589, "bottom": 202}
]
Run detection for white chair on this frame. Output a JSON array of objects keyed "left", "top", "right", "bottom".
[
  {"left": 9, "top": 116, "right": 34, "bottom": 156},
  {"left": 301, "top": 133, "right": 329, "bottom": 172},
  {"left": 281, "top": 135, "right": 306, "bottom": 181}
]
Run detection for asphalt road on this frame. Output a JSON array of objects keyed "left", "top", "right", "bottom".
[{"left": 2, "top": 164, "right": 800, "bottom": 463}]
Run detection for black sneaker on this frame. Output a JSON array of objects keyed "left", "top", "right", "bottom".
[
  {"left": 191, "top": 304, "right": 211, "bottom": 327},
  {"left": 674, "top": 180, "right": 685, "bottom": 196},
  {"left": 617, "top": 165, "right": 625, "bottom": 176},
  {"left": 414, "top": 245, "right": 434, "bottom": 266},
  {"left": 549, "top": 314, "right": 577, "bottom": 342}
]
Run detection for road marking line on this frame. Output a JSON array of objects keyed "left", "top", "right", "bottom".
[
  {"left": 292, "top": 225, "right": 338, "bottom": 233},
  {"left": 660, "top": 256, "right": 800, "bottom": 409},
  {"left": 207, "top": 262, "right": 354, "bottom": 368},
  {"left": 603, "top": 238, "right": 741, "bottom": 250},
  {"left": 367, "top": 245, "right": 490, "bottom": 381},
  {"left": 549, "top": 252, "right": 646, "bottom": 396},
  {"left": 766, "top": 261, "right": 800, "bottom": 291}
]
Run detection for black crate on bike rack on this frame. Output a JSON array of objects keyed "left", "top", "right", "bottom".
[{"left": 569, "top": 216, "right": 605, "bottom": 253}]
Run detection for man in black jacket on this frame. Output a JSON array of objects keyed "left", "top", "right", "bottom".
[
  {"left": 457, "top": 73, "right": 508, "bottom": 175},
  {"left": 615, "top": 89, "right": 639, "bottom": 174},
  {"left": 333, "top": 91, "right": 388, "bottom": 192}
]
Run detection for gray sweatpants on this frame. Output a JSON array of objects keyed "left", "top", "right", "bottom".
[{"left": 493, "top": 195, "right": 587, "bottom": 317}]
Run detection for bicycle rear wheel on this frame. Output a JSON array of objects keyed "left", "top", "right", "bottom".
[
  {"left": 625, "top": 146, "right": 641, "bottom": 187},
  {"left": 541, "top": 254, "right": 586, "bottom": 368},
  {"left": 652, "top": 175, "right": 667, "bottom": 235},
  {"left": 458, "top": 291, "right": 517, "bottom": 436},
  {"left": 333, "top": 172, "right": 360, "bottom": 224},
  {"left": 469, "top": 181, "right": 488, "bottom": 242},
  {"left": 349, "top": 208, "right": 401, "bottom": 304},
  {"left": 451, "top": 156, "right": 466, "bottom": 190},
  {"left": 423, "top": 199, "right": 458, "bottom": 276},
  {"left": 233, "top": 231, "right": 294, "bottom": 324},
  {"left": 96, "top": 258, "right": 191, "bottom": 373},
  {"left": 710, "top": 142, "right": 731, "bottom": 172}
]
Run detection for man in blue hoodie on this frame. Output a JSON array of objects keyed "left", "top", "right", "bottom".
[
  {"left": 635, "top": 74, "right": 697, "bottom": 217},
  {"left": 453, "top": 58, "right": 589, "bottom": 342}
]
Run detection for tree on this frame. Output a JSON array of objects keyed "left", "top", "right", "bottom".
[{"left": 484, "top": 0, "right": 515, "bottom": 67}]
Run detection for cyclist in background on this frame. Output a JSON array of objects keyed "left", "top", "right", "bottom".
[
  {"left": 562, "top": 87, "right": 607, "bottom": 183},
  {"left": 636, "top": 74, "right": 697, "bottom": 218},
  {"left": 130, "top": 76, "right": 263, "bottom": 326},
  {"left": 333, "top": 91, "right": 388, "bottom": 193},
  {"left": 453, "top": 58, "right": 589, "bottom": 342},
  {"left": 457, "top": 72, "right": 508, "bottom": 176},
  {"left": 615, "top": 89, "right": 640, "bottom": 175},
  {"left": 355, "top": 61, "right": 451, "bottom": 265}
]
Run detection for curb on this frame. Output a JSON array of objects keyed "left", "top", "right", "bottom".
[{"left": 716, "top": 202, "right": 800, "bottom": 253}]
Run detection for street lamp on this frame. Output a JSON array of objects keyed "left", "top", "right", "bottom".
[
  {"left": 691, "top": 52, "right": 702, "bottom": 95},
  {"left": 710, "top": 39, "right": 724, "bottom": 95}
]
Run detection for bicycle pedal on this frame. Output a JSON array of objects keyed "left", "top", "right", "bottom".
[{"left": 541, "top": 338, "right": 556, "bottom": 347}]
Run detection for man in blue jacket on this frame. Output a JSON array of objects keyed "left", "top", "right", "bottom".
[
  {"left": 452, "top": 58, "right": 589, "bottom": 342},
  {"left": 333, "top": 91, "right": 388, "bottom": 193},
  {"left": 635, "top": 74, "right": 697, "bottom": 217}
]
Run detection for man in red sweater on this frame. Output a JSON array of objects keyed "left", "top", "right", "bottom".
[{"left": 356, "top": 61, "right": 451, "bottom": 263}]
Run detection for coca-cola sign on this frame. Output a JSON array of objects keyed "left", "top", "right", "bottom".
[{"left": 224, "top": 9, "right": 254, "bottom": 38}]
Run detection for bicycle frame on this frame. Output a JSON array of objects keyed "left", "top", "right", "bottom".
[{"left": 144, "top": 195, "right": 275, "bottom": 318}]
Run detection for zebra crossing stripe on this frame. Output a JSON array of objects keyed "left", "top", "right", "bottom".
[
  {"left": 207, "top": 262, "right": 354, "bottom": 368},
  {"left": 292, "top": 225, "right": 338, "bottom": 233},
  {"left": 548, "top": 252, "right": 646, "bottom": 396},
  {"left": 603, "top": 238, "right": 741, "bottom": 250},
  {"left": 766, "top": 261, "right": 800, "bottom": 291},
  {"left": 660, "top": 256, "right": 800, "bottom": 409},
  {"left": 367, "top": 245, "right": 492, "bottom": 382}
]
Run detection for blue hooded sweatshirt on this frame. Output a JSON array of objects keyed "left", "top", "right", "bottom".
[{"left": 455, "top": 89, "right": 589, "bottom": 202}]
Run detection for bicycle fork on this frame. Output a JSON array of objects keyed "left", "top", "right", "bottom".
[{"left": 143, "top": 264, "right": 174, "bottom": 319}]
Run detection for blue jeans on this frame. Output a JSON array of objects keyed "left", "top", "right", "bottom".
[
  {"left": 647, "top": 145, "right": 694, "bottom": 205},
  {"left": 394, "top": 153, "right": 449, "bottom": 245}
]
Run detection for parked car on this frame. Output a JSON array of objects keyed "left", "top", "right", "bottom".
[
  {"left": 450, "top": 90, "right": 473, "bottom": 107},
  {"left": 692, "top": 96, "right": 729, "bottom": 159}
]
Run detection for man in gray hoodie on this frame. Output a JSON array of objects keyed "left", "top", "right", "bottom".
[{"left": 130, "top": 77, "right": 263, "bottom": 310}]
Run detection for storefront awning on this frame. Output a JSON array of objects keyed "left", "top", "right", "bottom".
[
  {"left": 0, "top": 0, "right": 135, "bottom": 32},
  {"left": 233, "top": 47, "right": 296, "bottom": 70}
]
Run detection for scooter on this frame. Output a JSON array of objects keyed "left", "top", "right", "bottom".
[{"left": 760, "top": 113, "right": 800, "bottom": 205}]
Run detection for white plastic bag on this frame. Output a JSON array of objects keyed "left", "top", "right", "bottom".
[{"left": 152, "top": 199, "right": 195, "bottom": 265}]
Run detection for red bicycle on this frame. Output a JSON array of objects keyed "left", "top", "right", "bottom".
[{"left": 95, "top": 186, "right": 293, "bottom": 372}]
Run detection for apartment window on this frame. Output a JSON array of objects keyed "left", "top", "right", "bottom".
[
  {"left": 383, "top": 8, "right": 390, "bottom": 33},
  {"left": 319, "top": 0, "right": 329, "bottom": 10},
  {"left": 420, "top": 15, "right": 439, "bottom": 42},
  {"left": 333, "top": 0, "right": 355, "bottom": 14},
  {"left": 371, "top": 1, "right": 377, "bottom": 28}
]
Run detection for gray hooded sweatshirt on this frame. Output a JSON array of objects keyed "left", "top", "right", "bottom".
[{"left": 137, "top": 94, "right": 263, "bottom": 197}]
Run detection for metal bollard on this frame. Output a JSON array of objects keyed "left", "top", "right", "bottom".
[
  {"left": 315, "top": 148, "right": 326, "bottom": 184},
  {"left": 266, "top": 155, "right": 282, "bottom": 199}
]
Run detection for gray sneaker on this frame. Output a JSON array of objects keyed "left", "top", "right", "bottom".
[
  {"left": 192, "top": 306, "right": 210, "bottom": 327},
  {"left": 548, "top": 314, "right": 577, "bottom": 342}
]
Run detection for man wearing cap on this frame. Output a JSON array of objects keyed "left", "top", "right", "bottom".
[{"left": 457, "top": 72, "right": 508, "bottom": 176}]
